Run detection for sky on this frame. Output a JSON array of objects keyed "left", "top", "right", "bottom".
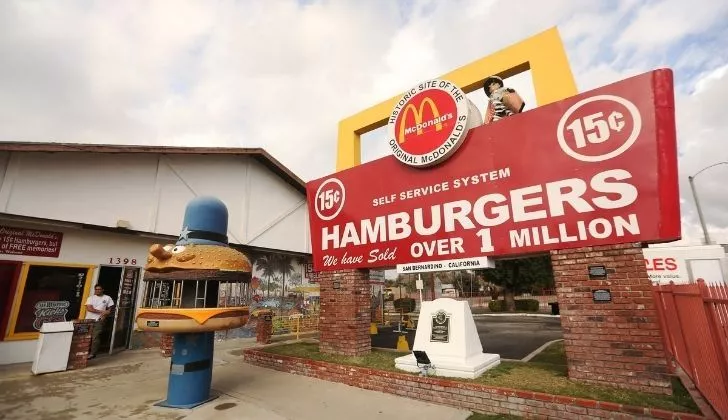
[{"left": 0, "top": 0, "right": 727, "bottom": 247}]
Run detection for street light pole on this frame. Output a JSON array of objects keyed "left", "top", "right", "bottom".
[
  {"left": 688, "top": 175, "right": 711, "bottom": 245},
  {"left": 688, "top": 161, "right": 728, "bottom": 245}
]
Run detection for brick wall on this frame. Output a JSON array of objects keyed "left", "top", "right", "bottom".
[
  {"left": 160, "top": 333, "right": 173, "bottom": 357},
  {"left": 318, "top": 269, "right": 371, "bottom": 356},
  {"left": 550, "top": 243, "right": 671, "bottom": 395},
  {"left": 67, "top": 319, "right": 95, "bottom": 370},
  {"left": 129, "top": 330, "right": 163, "bottom": 350},
  {"left": 372, "top": 307, "right": 383, "bottom": 324},
  {"left": 256, "top": 310, "right": 273, "bottom": 345},
  {"left": 243, "top": 349, "right": 704, "bottom": 420}
]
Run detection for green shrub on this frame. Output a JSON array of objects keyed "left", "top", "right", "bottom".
[
  {"left": 515, "top": 299, "right": 540, "bottom": 312},
  {"left": 488, "top": 300, "right": 506, "bottom": 312}
]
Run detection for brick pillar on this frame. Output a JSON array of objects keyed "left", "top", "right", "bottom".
[
  {"left": 319, "top": 269, "right": 371, "bottom": 356},
  {"left": 67, "top": 319, "right": 95, "bottom": 370},
  {"left": 256, "top": 310, "right": 273, "bottom": 345},
  {"left": 372, "top": 306, "right": 383, "bottom": 324},
  {"left": 160, "top": 333, "right": 173, "bottom": 358},
  {"left": 551, "top": 243, "right": 671, "bottom": 395}
]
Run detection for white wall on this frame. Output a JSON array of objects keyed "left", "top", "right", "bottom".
[
  {"left": 0, "top": 151, "right": 310, "bottom": 254},
  {"left": 0, "top": 340, "right": 35, "bottom": 365},
  {"left": 0, "top": 152, "right": 159, "bottom": 231},
  {"left": 0, "top": 220, "right": 152, "bottom": 268},
  {"left": 0, "top": 218, "right": 154, "bottom": 365}
]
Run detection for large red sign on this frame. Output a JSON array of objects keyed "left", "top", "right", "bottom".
[
  {"left": 0, "top": 226, "right": 63, "bottom": 258},
  {"left": 307, "top": 69, "right": 680, "bottom": 272}
]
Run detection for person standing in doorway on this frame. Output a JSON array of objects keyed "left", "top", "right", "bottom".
[{"left": 85, "top": 284, "right": 114, "bottom": 360}]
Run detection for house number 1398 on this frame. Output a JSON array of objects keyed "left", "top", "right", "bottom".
[{"left": 108, "top": 257, "right": 137, "bottom": 265}]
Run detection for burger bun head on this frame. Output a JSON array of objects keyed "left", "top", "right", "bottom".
[{"left": 146, "top": 243, "right": 252, "bottom": 273}]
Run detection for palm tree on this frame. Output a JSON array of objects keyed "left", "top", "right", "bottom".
[
  {"left": 273, "top": 254, "right": 295, "bottom": 298},
  {"left": 252, "top": 254, "right": 277, "bottom": 298}
]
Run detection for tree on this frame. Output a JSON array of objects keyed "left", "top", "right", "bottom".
[
  {"left": 476, "top": 255, "right": 554, "bottom": 312},
  {"left": 453, "top": 271, "right": 482, "bottom": 297},
  {"left": 398, "top": 274, "right": 417, "bottom": 294},
  {"left": 252, "top": 253, "right": 278, "bottom": 297},
  {"left": 287, "top": 271, "right": 303, "bottom": 288},
  {"left": 273, "top": 254, "right": 295, "bottom": 297}
]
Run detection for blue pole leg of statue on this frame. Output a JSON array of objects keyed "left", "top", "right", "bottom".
[{"left": 157, "top": 332, "right": 217, "bottom": 409}]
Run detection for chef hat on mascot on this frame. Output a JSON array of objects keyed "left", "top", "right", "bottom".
[{"left": 175, "top": 196, "right": 229, "bottom": 247}]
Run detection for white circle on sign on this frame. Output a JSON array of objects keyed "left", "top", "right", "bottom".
[
  {"left": 556, "top": 94, "right": 642, "bottom": 162},
  {"left": 314, "top": 178, "right": 346, "bottom": 221},
  {"left": 386, "top": 79, "right": 482, "bottom": 168}
]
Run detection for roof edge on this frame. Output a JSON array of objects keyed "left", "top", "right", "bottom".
[{"left": 0, "top": 141, "right": 307, "bottom": 194}]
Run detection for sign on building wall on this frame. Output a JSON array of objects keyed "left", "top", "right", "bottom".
[
  {"left": 303, "top": 262, "right": 323, "bottom": 283},
  {"left": 0, "top": 226, "right": 63, "bottom": 258},
  {"left": 306, "top": 70, "right": 680, "bottom": 271},
  {"left": 643, "top": 246, "right": 728, "bottom": 286}
]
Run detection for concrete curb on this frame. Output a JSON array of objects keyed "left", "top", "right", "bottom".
[{"left": 521, "top": 339, "right": 564, "bottom": 362}]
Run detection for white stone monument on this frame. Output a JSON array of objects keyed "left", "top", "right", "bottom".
[{"left": 394, "top": 298, "right": 500, "bottom": 379}]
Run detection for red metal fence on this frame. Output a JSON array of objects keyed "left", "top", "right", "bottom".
[{"left": 653, "top": 279, "right": 728, "bottom": 419}]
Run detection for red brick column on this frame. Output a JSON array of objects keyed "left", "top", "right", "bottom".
[
  {"left": 256, "top": 310, "right": 273, "bottom": 345},
  {"left": 160, "top": 333, "right": 173, "bottom": 358},
  {"left": 319, "top": 269, "right": 371, "bottom": 356},
  {"left": 67, "top": 319, "right": 95, "bottom": 370},
  {"left": 372, "top": 306, "right": 383, "bottom": 324},
  {"left": 551, "top": 243, "right": 671, "bottom": 395}
]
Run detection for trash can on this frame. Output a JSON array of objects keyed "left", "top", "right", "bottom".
[{"left": 32, "top": 321, "right": 75, "bottom": 375}]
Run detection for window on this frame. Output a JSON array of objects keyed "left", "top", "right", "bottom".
[{"left": 6, "top": 263, "right": 94, "bottom": 340}]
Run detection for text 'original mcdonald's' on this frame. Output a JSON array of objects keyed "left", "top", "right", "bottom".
[{"left": 387, "top": 79, "right": 482, "bottom": 168}]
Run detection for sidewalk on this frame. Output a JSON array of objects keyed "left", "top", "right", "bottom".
[{"left": 0, "top": 338, "right": 471, "bottom": 420}]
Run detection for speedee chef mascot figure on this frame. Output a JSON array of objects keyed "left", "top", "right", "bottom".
[
  {"left": 136, "top": 196, "right": 252, "bottom": 409},
  {"left": 483, "top": 75, "right": 525, "bottom": 124}
]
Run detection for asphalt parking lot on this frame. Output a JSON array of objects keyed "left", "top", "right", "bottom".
[
  {"left": 476, "top": 316, "right": 563, "bottom": 359},
  {"left": 371, "top": 315, "right": 563, "bottom": 360}
]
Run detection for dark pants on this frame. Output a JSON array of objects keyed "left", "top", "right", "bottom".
[{"left": 90, "top": 319, "right": 105, "bottom": 356}]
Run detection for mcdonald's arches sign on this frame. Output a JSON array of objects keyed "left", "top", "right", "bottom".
[
  {"left": 388, "top": 79, "right": 482, "bottom": 168},
  {"left": 306, "top": 69, "right": 681, "bottom": 272}
]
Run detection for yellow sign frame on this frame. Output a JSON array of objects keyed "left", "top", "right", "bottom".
[
  {"left": 336, "top": 27, "right": 578, "bottom": 170},
  {"left": 5, "top": 262, "right": 95, "bottom": 341}
]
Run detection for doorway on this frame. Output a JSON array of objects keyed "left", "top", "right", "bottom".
[
  {"left": 96, "top": 265, "right": 140, "bottom": 355},
  {"left": 0, "top": 261, "right": 22, "bottom": 339}
]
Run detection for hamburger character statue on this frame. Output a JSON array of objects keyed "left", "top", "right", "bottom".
[
  {"left": 482, "top": 75, "right": 525, "bottom": 124},
  {"left": 135, "top": 196, "right": 252, "bottom": 409}
]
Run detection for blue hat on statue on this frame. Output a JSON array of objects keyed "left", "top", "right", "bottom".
[{"left": 176, "top": 196, "right": 229, "bottom": 247}]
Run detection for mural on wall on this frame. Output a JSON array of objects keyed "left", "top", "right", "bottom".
[
  {"left": 214, "top": 249, "right": 318, "bottom": 341},
  {"left": 247, "top": 250, "right": 318, "bottom": 300}
]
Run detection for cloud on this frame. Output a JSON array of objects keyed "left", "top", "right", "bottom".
[
  {"left": 0, "top": 0, "right": 726, "bottom": 246},
  {"left": 614, "top": 0, "right": 728, "bottom": 54}
]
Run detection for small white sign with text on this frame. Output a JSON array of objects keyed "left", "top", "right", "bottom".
[{"left": 396, "top": 256, "right": 495, "bottom": 274}]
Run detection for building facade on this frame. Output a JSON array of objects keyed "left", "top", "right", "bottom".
[{"left": 0, "top": 143, "right": 314, "bottom": 365}]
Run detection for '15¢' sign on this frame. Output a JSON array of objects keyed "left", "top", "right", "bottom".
[{"left": 306, "top": 69, "right": 680, "bottom": 272}]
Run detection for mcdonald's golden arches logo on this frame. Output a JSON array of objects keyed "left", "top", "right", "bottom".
[
  {"left": 387, "top": 79, "right": 482, "bottom": 168},
  {"left": 397, "top": 97, "right": 452, "bottom": 144}
]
